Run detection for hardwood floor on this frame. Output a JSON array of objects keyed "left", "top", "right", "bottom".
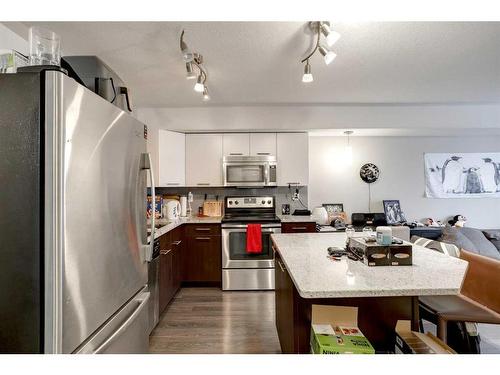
[{"left": 149, "top": 287, "right": 282, "bottom": 354}]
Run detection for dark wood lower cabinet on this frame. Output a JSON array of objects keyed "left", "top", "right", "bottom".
[
  {"left": 274, "top": 251, "right": 420, "bottom": 354},
  {"left": 184, "top": 235, "right": 221, "bottom": 283},
  {"left": 157, "top": 223, "right": 221, "bottom": 315}
]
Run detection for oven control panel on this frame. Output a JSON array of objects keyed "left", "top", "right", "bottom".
[{"left": 226, "top": 196, "right": 274, "bottom": 208}]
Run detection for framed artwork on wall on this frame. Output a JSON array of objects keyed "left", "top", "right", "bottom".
[{"left": 322, "top": 203, "right": 345, "bottom": 223}]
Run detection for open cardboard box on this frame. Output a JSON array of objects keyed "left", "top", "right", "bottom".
[
  {"left": 395, "top": 320, "right": 456, "bottom": 354},
  {"left": 310, "top": 305, "right": 375, "bottom": 354}
]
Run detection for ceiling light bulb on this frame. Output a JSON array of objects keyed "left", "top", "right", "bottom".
[
  {"left": 320, "top": 23, "right": 341, "bottom": 47},
  {"left": 194, "top": 75, "right": 205, "bottom": 92},
  {"left": 319, "top": 45, "right": 337, "bottom": 65},
  {"left": 185, "top": 62, "right": 196, "bottom": 79},
  {"left": 302, "top": 61, "right": 313, "bottom": 83},
  {"left": 202, "top": 87, "right": 210, "bottom": 101}
]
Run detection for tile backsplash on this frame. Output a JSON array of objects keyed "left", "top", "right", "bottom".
[{"left": 155, "top": 186, "right": 309, "bottom": 216}]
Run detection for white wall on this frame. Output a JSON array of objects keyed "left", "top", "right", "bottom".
[
  {"left": 308, "top": 135, "right": 500, "bottom": 228},
  {"left": 0, "top": 23, "right": 28, "bottom": 54}
]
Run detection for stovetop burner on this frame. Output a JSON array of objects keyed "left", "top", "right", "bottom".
[{"left": 222, "top": 195, "right": 281, "bottom": 224}]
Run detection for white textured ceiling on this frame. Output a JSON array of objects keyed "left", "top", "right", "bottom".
[{"left": 7, "top": 21, "right": 500, "bottom": 107}]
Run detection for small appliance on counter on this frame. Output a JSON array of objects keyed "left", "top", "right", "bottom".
[
  {"left": 311, "top": 206, "right": 329, "bottom": 225},
  {"left": 165, "top": 199, "right": 181, "bottom": 220}
]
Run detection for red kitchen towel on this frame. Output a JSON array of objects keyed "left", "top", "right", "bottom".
[{"left": 246, "top": 224, "right": 262, "bottom": 253}]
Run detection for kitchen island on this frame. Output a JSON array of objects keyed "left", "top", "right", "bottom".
[{"left": 271, "top": 232, "right": 468, "bottom": 353}]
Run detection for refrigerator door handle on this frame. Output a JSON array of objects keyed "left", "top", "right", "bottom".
[
  {"left": 140, "top": 152, "right": 155, "bottom": 262},
  {"left": 93, "top": 292, "right": 150, "bottom": 354}
]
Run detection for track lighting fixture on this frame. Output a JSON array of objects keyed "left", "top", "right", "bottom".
[
  {"left": 194, "top": 75, "right": 205, "bottom": 92},
  {"left": 180, "top": 30, "right": 210, "bottom": 101},
  {"left": 320, "top": 23, "right": 341, "bottom": 47},
  {"left": 300, "top": 21, "right": 340, "bottom": 83},
  {"left": 185, "top": 62, "right": 196, "bottom": 79},
  {"left": 302, "top": 60, "right": 313, "bottom": 83},
  {"left": 318, "top": 45, "right": 337, "bottom": 65},
  {"left": 202, "top": 87, "right": 210, "bottom": 101}
]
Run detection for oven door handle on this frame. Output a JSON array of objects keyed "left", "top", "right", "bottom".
[{"left": 221, "top": 224, "right": 281, "bottom": 229}]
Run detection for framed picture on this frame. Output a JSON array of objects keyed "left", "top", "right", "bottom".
[
  {"left": 383, "top": 200, "right": 406, "bottom": 225},
  {"left": 322, "top": 203, "right": 345, "bottom": 223}
]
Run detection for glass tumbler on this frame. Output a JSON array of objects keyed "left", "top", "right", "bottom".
[{"left": 29, "top": 26, "right": 61, "bottom": 66}]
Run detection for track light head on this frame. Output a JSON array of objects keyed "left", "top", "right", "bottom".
[
  {"left": 318, "top": 45, "right": 337, "bottom": 65},
  {"left": 302, "top": 60, "right": 313, "bottom": 83},
  {"left": 320, "top": 22, "right": 341, "bottom": 47},
  {"left": 185, "top": 62, "right": 196, "bottom": 79},
  {"left": 194, "top": 75, "right": 205, "bottom": 92},
  {"left": 202, "top": 87, "right": 210, "bottom": 101}
]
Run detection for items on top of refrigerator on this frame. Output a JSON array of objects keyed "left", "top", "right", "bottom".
[{"left": 0, "top": 49, "right": 28, "bottom": 73}]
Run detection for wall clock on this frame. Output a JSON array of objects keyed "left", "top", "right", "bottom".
[{"left": 360, "top": 163, "right": 380, "bottom": 183}]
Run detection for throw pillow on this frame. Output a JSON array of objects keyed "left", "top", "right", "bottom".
[
  {"left": 411, "top": 235, "right": 460, "bottom": 257},
  {"left": 482, "top": 230, "right": 500, "bottom": 253},
  {"left": 439, "top": 226, "right": 477, "bottom": 253},
  {"left": 459, "top": 227, "right": 500, "bottom": 260}
]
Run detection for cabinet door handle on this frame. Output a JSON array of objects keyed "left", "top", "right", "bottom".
[
  {"left": 195, "top": 228, "right": 211, "bottom": 231},
  {"left": 292, "top": 226, "right": 307, "bottom": 230},
  {"left": 166, "top": 183, "right": 180, "bottom": 186},
  {"left": 229, "top": 153, "right": 243, "bottom": 156},
  {"left": 160, "top": 249, "right": 171, "bottom": 255},
  {"left": 277, "top": 259, "right": 286, "bottom": 272},
  {"left": 287, "top": 182, "right": 300, "bottom": 185},
  {"left": 257, "top": 152, "right": 270, "bottom": 155},
  {"left": 197, "top": 183, "right": 210, "bottom": 186},
  {"left": 172, "top": 240, "right": 182, "bottom": 246},
  {"left": 195, "top": 237, "right": 211, "bottom": 241}
]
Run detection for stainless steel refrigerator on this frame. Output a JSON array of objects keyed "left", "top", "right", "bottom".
[{"left": 0, "top": 68, "right": 156, "bottom": 353}]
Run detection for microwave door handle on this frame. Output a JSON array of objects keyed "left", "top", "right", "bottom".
[
  {"left": 264, "top": 164, "right": 269, "bottom": 185},
  {"left": 140, "top": 153, "right": 155, "bottom": 262}
]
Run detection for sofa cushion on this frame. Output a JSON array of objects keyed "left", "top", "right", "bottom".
[
  {"left": 411, "top": 235, "right": 460, "bottom": 257},
  {"left": 439, "top": 226, "right": 477, "bottom": 253},
  {"left": 459, "top": 227, "right": 500, "bottom": 260},
  {"left": 440, "top": 227, "right": 500, "bottom": 260},
  {"left": 482, "top": 230, "right": 500, "bottom": 253}
]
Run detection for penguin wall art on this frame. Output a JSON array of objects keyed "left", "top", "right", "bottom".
[{"left": 425, "top": 153, "right": 500, "bottom": 198}]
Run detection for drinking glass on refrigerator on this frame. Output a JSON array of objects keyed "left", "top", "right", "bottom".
[{"left": 29, "top": 26, "right": 61, "bottom": 66}]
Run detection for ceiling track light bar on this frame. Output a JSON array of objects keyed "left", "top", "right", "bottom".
[
  {"left": 180, "top": 30, "right": 210, "bottom": 100},
  {"left": 300, "top": 21, "right": 340, "bottom": 83}
]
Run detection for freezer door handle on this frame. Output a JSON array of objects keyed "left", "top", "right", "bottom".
[
  {"left": 141, "top": 153, "right": 155, "bottom": 262},
  {"left": 93, "top": 292, "right": 150, "bottom": 354}
]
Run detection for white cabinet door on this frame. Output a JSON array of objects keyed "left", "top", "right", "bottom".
[
  {"left": 158, "top": 130, "right": 185, "bottom": 187},
  {"left": 277, "top": 133, "right": 309, "bottom": 186},
  {"left": 186, "top": 134, "right": 223, "bottom": 186},
  {"left": 250, "top": 133, "right": 276, "bottom": 156},
  {"left": 223, "top": 133, "right": 249, "bottom": 156}
]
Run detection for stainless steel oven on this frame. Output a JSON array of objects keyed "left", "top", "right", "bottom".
[
  {"left": 223, "top": 155, "right": 277, "bottom": 187},
  {"left": 221, "top": 196, "right": 281, "bottom": 291}
]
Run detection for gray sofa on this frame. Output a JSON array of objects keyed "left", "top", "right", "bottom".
[{"left": 412, "top": 226, "right": 500, "bottom": 260}]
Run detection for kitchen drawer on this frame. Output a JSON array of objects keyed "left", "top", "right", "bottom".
[
  {"left": 186, "top": 224, "right": 221, "bottom": 237},
  {"left": 281, "top": 222, "right": 316, "bottom": 233}
]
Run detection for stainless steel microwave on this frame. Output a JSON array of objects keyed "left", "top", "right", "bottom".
[{"left": 223, "top": 155, "right": 277, "bottom": 187}]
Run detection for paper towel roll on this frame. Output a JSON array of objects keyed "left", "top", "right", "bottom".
[{"left": 180, "top": 196, "right": 187, "bottom": 217}]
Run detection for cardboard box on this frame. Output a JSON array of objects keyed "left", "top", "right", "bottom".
[
  {"left": 395, "top": 320, "right": 456, "bottom": 354},
  {"left": 349, "top": 238, "right": 412, "bottom": 266},
  {"left": 310, "top": 305, "right": 375, "bottom": 354}
]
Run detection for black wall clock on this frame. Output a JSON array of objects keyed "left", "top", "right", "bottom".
[{"left": 360, "top": 163, "right": 380, "bottom": 183}]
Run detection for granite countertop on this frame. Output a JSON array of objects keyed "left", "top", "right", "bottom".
[
  {"left": 148, "top": 215, "right": 222, "bottom": 242},
  {"left": 271, "top": 232, "right": 468, "bottom": 299},
  {"left": 278, "top": 215, "right": 316, "bottom": 223}
]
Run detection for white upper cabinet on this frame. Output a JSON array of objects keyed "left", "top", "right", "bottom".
[
  {"left": 158, "top": 130, "right": 185, "bottom": 187},
  {"left": 277, "top": 133, "right": 309, "bottom": 186},
  {"left": 186, "top": 134, "right": 223, "bottom": 186},
  {"left": 250, "top": 133, "right": 276, "bottom": 156},
  {"left": 223, "top": 133, "right": 250, "bottom": 156}
]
